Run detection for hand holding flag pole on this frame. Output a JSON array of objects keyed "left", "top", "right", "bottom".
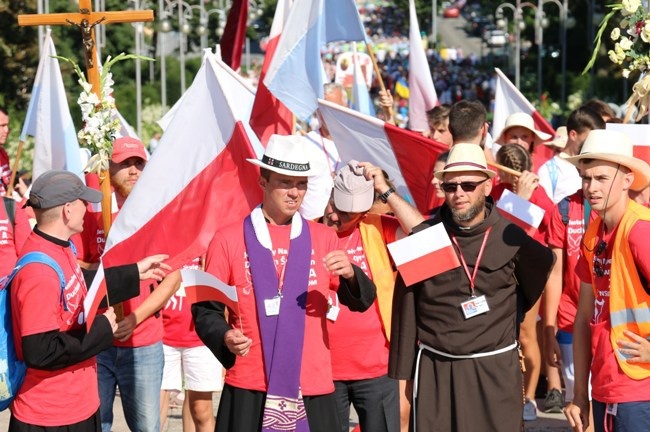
[{"left": 366, "top": 43, "right": 394, "bottom": 122}]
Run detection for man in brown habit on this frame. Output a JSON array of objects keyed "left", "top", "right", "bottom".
[{"left": 389, "top": 144, "right": 555, "bottom": 432}]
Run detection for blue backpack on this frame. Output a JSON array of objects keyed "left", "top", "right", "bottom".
[{"left": 0, "top": 252, "right": 67, "bottom": 411}]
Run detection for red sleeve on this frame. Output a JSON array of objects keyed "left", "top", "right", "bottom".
[
  {"left": 575, "top": 254, "right": 591, "bottom": 284},
  {"left": 204, "top": 231, "right": 233, "bottom": 285},
  {"left": 546, "top": 204, "right": 566, "bottom": 249},
  {"left": 12, "top": 206, "right": 31, "bottom": 255},
  {"left": 629, "top": 221, "right": 650, "bottom": 282},
  {"left": 13, "top": 271, "right": 62, "bottom": 336}
]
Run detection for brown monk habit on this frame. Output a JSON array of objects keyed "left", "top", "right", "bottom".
[{"left": 389, "top": 198, "right": 554, "bottom": 432}]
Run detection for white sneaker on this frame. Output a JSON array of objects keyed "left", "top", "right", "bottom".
[{"left": 523, "top": 398, "right": 537, "bottom": 421}]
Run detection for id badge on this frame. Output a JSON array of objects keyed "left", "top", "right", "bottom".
[
  {"left": 264, "top": 296, "right": 281, "bottom": 316},
  {"left": 327, "top": 294, "right": 340, "bottom": 322},
  {"left": 606, "top": 403, "right": 618, "bottom": 416},
  {"left": 461, "top": 295, "right": 489, "bottom": 319}
]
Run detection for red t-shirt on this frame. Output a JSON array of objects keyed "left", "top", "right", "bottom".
[
  {"left": 545, "top": 191, "right": 596, "bottom": 332},
  {"left": 0, "top": 202, "right": 31, "bottom": 278},
  {"left": 576, "top": 220, "right": 650, "bottom": 403},
  {"left": 162, "top": 257, "right": 203, "bottom": 348},
  {"left": 492, "top": 182, "right": 554, "bottom": 244},
  {"left": 73, "top": 204, "right": 163, "bottom": 348},
  {"left": 205, "top": 219, "right": 341, "bottom": 396},
  {"left": 10, "top": 232, "right": 99, "bottom": 425},
  {"left": 0, "top": 147, "right": 10, "bottom": 194},
  {"left": 328, "top": 216, "right": 399, "bottom": 380}
]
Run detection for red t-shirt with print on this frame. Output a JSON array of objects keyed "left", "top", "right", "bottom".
[
  {"left": 162, "top": 257, "right": 203, "bottom": 348},
  {"left": 0, "top": 202, "right": 31, "bottom": 278},
  {"left": 576, "top": 219, "right": 650, "bottom": 403},
  {"left": 10, "top": 232, "right": 99, "bottom": 426},
  {"left": 328, "top": 215, "right": 399, "bottom": 380},
  {"left": 205, "top": 219, "right": 341, "bottom": 396},
  {"left": 545, "top": 191, "right": 596, "bottom": 333}
]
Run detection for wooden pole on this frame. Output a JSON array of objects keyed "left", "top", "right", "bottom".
[
  {"left": 488, "top": 161, "right": 522, "bottom": 177},
  {"left": 5, "top": 140, "right": 25, "bottom": 197},
  {"left": 365, "top": 42, "right": 394, "bottom": 121}
]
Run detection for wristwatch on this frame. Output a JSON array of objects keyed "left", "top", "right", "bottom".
[{"left": 378, "top": 187, "right": 395, "bottom": 203}]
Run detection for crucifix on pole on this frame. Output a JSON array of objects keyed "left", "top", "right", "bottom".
[{"left": 18, "top": 0, "right": 154, "bottom": 318}]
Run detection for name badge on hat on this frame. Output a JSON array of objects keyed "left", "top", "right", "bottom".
[{"left": 461, "top": 295, "right": 489, "bottom": 319}]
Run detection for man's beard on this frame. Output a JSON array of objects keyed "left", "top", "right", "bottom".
[
  {"left": 451, "top": 193, "right": 486, "bottom": 223},
  {"left": 113, "top": 181, "right": 134, "bottom": 199}
]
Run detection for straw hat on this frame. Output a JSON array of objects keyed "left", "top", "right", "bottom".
[
  {"left": 434, "top": 143, "right": 496, "bottom": 180},
  {"left": 543, "top": 126, "right": 568, "bottom": 149},
  {"left": 495, "top": 112, "right": 552, "bottom": 145},
  {"left": 247, "top": 134, "right": 317, "bottom": 176},
  {"left": 565, "top": 129, "right": 650, "bottom": 191}
]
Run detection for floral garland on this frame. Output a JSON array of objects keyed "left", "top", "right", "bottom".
[
  {"left": 56, "top": 53, "right": 152, "bottom": 173},
  {"left": 585, "top": 1, "right": 650, "bottom": 121}
]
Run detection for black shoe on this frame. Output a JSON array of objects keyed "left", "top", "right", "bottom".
[{"left": 543, "top": 388, "right": 564, "bottom": 413}]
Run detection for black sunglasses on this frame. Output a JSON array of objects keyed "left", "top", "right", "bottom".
[
  {"left": 441, "top": 178, "right": 488, "bottom": 194},
  {"left": 593, "top": 240, "right": 607, "bottom": 278}
]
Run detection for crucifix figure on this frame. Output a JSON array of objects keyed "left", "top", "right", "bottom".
[{"left": 18, "top": 0, "right": 154, "bottom": 319}]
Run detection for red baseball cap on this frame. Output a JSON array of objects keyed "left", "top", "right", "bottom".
[{"left": 111, "top": 136, "right": 148, "bottom": 163}]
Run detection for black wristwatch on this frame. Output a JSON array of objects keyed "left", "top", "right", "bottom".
[{"left": 378, "top": 187, "right": 395, "bottom": 203}]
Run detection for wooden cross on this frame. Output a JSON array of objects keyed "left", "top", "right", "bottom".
[{"left": 19, "top": 1, "right": 154, "bottom": 319}]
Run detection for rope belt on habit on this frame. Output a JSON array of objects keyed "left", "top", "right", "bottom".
[{"left": 411, "top": 341, "right": 518, "bottom": 432}]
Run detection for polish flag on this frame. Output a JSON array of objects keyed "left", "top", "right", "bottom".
[
  {"left": 83, "top": 52, "right": 263, "bottom": 329},
  {"left": 249, "top": 0, "right": 294, "bottom": 145},
  {"left": 220, "top": 0, "right": 248, "bottom": 71},
  {"left": 20, "top": 29, "right": 84, "bottom": 181},
  {"left": 264, "top": 0, "right": 367, "bottom": 120},
  {"left": 496, "top": 189, "right": 545, "bottom": 236},
  {"left": 318, "top": 99, "right": 449, "bottom": 214},
  {"left": 180, "top": 268, "right": 238, "bottom": 312},
  {"left": 387, "top": 222, "right": 460, "bottom": 286},
  {"left": 408, "top": 0, "right": 438, "bottom": 132},
  {"left": 605, "top": 123, "right": 650, "bottom": 164},
  {"left": 491, "top": 67, "right": 555, "bottom": 172}
]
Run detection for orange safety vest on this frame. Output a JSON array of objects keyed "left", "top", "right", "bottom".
[
  {"left": 358, "top": 214, "right": 396, "bottom": 341},
  {"left": 582, "top": 200, "right": 650, "bottom": 379}
]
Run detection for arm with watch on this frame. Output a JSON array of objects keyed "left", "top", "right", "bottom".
[{"left": 358, "top": 161, "right": 425, "bottom": 240}]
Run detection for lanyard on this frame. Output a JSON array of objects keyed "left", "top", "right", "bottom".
[{"left": 450, "top": 227, "right": 492, "bottom": 297}]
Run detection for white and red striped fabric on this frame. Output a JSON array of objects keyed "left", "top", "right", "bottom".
[
  {"left": 220, "top": 0, "right": 248, "bottom": 71},
  {"left": 249, "top": 0, "right": 294, "bottom": 145},
  {"left": 84, "top": 53, "right": 262, "bottom": 329},
  {"left": 408, "top": 0, "right": 438, "bottom": 132},
  {"left": 180, "top": 268, "right": 238, "bottom": 312},
  {"left": 496, "top": 189, "right": 545, "bottom": 236},
  {"left": 491, "top": 67, "right": 555, "bottom": 172},
  {"left": 317, "top": 99, "right": 448, "bottom": 214},
  {"left": 605, "top": 123, "right": 650, "bottom": 164},
  {"left": 387, "top": 222, "right": 460, "bottom": 286}
]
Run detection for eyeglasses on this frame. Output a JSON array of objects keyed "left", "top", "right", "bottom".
[
  {"left": 441, "top": 178, "right": 489, "bottom": 194},
  {"left": 593, "top": 240, "right": 607, "bottom": 278}
]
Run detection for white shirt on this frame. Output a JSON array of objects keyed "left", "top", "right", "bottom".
[{"left": 538, "top": 154, "right": 581, "bottom": 204}]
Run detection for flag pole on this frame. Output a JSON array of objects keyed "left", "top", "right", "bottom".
[
  {"left": 488, "top": 162, "right": 521, "bottom": 177},
  {"left": 5, "top": 140, "right": 25, "bottom": 197},
  {"left": 365, "top": 42, "right": 394, "bottom": 121}
]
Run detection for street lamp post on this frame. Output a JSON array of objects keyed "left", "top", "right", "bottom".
[
  {"left": 432, "top": 0, "right": 438, "bottom": 48},
  {"left": 496, "top": 1, "right": 537, "bottom": 89},
  {"left": 535, "top": 0, "right": 567, "bottom": 104}
]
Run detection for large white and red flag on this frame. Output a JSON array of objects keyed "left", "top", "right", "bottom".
[
  {"left": 20, "top": 29, "right": 84, "bottom": 181},
  {"left": 83, "top": 52, "right": 263, "bottom": 329},
  {"left": 387, "top": 222, "right": 460, "bottom": 286},
  {"left": 496, "top": 189, "right": 545, "bottom": 236},
  {"left": 249, "top": 0, "right": 294, "bottom": 145},
  {"left": 264, "top": 0, "right": 367, "bottom": 120},
  {"left": 180, "top": 268, "right": 238, "bottom": 312},
  {"left": 408, "top": 0, "right": 438, "bottom": 132},
  {"left": 317, "top": 99, "right": 449, "bottom": 214},
  {"left": 605, "top": 123, "right": 650, "bottom": 164},
  {"left": 491, "top": 67, "right": 555, "bottom": 172}
]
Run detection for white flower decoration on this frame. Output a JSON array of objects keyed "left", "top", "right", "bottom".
[{"left": 611, "top": 27, "right": 621, "bottom": 41}]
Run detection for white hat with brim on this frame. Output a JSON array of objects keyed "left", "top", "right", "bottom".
[
  {"left": 434, "top": 143, "right": 496, "bottom": 180},
  {"left": 543, "top": 126, "right": 568, "bottom": 149},
  {"left": 247, "top": 134, "right": 318, "bottom": 177},
  {"left": 565, "top": 129, "right": 650, "bottom": 191},
  {"left": 495, "top": 112, "right": 553, "bottom": 145}
]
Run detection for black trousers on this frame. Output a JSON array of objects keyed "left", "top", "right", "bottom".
[
  {"left": 216, "top": 383, "right": 341, "bottom": 432},
  {"left": 9, "top": 410, "right": 101, "bottom": 432}
]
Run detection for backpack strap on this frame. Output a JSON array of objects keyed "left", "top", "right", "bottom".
[
  {"left": 2, "top": 197, "right": 15, "bottom": 235},
  {"left": 0, "top": 252, "right": 68, "bottom": 312},
  {"left": 559, "top": 195, "right": 570, "bottom": 225}
]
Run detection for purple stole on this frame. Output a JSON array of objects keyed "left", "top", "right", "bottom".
[{"left": 243, "top": 209, "right": 311, "bottom": 432}]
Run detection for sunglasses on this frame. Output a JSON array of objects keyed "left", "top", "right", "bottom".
[
  {"left": 441, "top": 178, "right": 488, "bottom": 194},
  {"left": 593, "top": 240, "right": 607, "bottom": 278}
]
